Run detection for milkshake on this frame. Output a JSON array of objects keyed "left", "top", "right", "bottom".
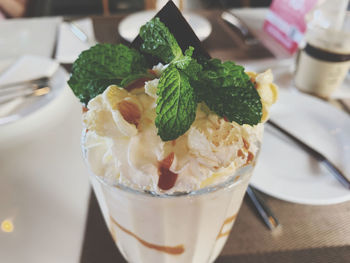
[
  {"left": 81, "top": 68, "right": 277, "bottom": 263},
  {"left": 68, "top": 12, "right": 278, "bottom": 263}
]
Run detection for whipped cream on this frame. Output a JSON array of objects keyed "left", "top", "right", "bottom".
[{"left": 83, "top": 65, "right": 278, "bottom": 194}]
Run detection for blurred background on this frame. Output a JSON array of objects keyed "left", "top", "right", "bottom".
[{"left": 2, "top": 0, "right": 273, "bottom": 18}]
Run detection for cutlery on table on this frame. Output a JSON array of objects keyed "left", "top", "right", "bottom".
[
  {"left": 221, "top": 11, "right": 259, "bottom": 46},
  {"left": 267, "top": 120, "right": 350, "bottom": 189},
  {"left": 0, "top": 81, "right": 50, "bottom": 105},
  {"left": 68, "top": 21, "right": 96, "bottom": 45},
  {"left": 0, "top": 77, "right": 50, "bottom": 89},
  {"left": 220, "top": 11, "right": 274, "bottom": 58},
  {"left": 247, "top": 185, "right": 280, "bottom": 230}
]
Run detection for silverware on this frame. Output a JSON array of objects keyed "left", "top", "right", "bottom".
[
  {"left": 0, "top": 77, "right": 49, "bottom": 89},
  {"left": 220, "top": 11, "right": 274, "bottom": 59},
  {"left": 267, "top": 120, "right": 350, "bottom": 189},
  {"left": 68, "top": 21, "right": 96, "bottom": 46},
  {"left": 221, "top": 11, "right": 260, "bottom": 46},
  {"left": 247, "top": 185, "right": 280, "bottom": 230},
  {"left": 0, "top": 83, "right": 50, "bottom": 105},
  {"left": 69, "top": 22, "right": 89, "bottom": 43}
]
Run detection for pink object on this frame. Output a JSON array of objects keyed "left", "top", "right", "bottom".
[{"left": 263, "top": 0, "right": 318, "bottom": 54}]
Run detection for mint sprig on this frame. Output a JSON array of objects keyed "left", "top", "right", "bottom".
[
  {"left": 142, "top": 18, "right": 262, "bottom": 139},
  {"left": 140, "top": 17, "right": 183, "bottom": 64},
  {"left": 156, "top": 65, "right": 196, "bottom": 141},
  {"left": 68, "top": 44, "right": 148, "bottom": 104},
  {"left": 67, "top": 18, "right": 263, "bottom": 142}
]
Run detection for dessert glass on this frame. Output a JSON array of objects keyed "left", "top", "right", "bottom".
[{"left": 83, "top": 136, "right": 259, "bottom": 263}]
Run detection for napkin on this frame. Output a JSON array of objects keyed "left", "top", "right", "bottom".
[
  {"left": 0, "top": 55, "right": 59, "bottom": 118},
  {"left": 55, "top": 18, "right": 96, "bottom": 64},
  {"left": 0, "top": 17, "right": 62, "bottom": 60}
]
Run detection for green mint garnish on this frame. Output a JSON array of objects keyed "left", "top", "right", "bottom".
[
  {"left": 67, "top": 17, "right": 263, "bottom": 142},
  {"left": 68, "top": 43, "right": 148, "bottom": 104},
  {"left": 195, "top": 59, "right": 262, "bottom": 125},
  {"left": 156, "top": 64, "right": 196, "bottom": 141},
  {"left": 140, "top": 17, "right": 183, "bottom": 64},
  {"left": 172, "top": 46, "right": 194, "bottom": 70}
]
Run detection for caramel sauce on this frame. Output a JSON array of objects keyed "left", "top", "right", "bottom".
[
  {"left": 237, "top": 149, "right": 244, "bottom": 159},
  {"left": 117, "top": 100, "right": 141, "bottom": 127},
  {"left": 125, "top": 77, "right": 153, "bottom": 92},
  {"left": 148, "top": 69, "right": 158, "bottom": 76},
  {"left": 110, "top": 216, "right": 185, "bottom": 255},
  {"left": 82, "top": 106, "right": 88, "bottom": 113},
  {"left": 109, "top": 225, "right": 117, "bottom": 243},
  {"left": 216, "top": 214, "right": 237, "bottom": 240},
  {"left": 158, "top": 152, "right": 178, "bottom": 191},
  {"left": 242, "top": 137, "right": 250, "bottom": 150},
  {"left": 245, "top": 151, "right": 254, "bottom": 165},
  {"left": 233, "top": 175, "right": 241, "bottom": 182}
]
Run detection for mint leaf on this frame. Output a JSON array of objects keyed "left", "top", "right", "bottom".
[
  {"left": 68, "top": 43, "right": 147, "bottom": 104},
  {"left": 155, "top": 65, "right": 196, "bottom": 141},
  {"left": 196, "top": 59, "right": 262, "bottom": 125},
  {"left": 172, "top": 46, "right": 194, "bottom": 70},
  {"left": 139, "top": 17, "right": 182, "bottom": 64}
]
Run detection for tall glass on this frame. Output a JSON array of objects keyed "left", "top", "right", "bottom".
[{"left": 84, "top": 134, "right": 257, "bottom": 263}]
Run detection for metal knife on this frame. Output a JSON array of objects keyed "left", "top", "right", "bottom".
[
  {"left": 268, "top": 120, "right": 350, "bottom": 190},
  {"left": 247, "top": 185, "right": 280, "bottom": 230}
]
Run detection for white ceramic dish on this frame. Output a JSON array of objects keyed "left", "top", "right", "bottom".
[
  {"left": 251, "top": 89, "right": 350, "bottom": 205},
  {"left": 118, "top": 10, "right": 212, "bottom": 42}
]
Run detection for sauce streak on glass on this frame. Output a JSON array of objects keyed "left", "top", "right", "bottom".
[
  {"left": 110, "top": 216, "right": 184, "bottom": 255},
  {"left": 245, "top": 151, "right": 254, "bottom": 165},
  {"left": 158, "top": 152, "right": 178, "bottom": 190}
]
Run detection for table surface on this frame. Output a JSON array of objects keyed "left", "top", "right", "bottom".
[
  {"left": 1, "top": 7, "right": 349, "bottom": 263},
  {"left": 79, "top": 8, "right": 350, "bottom": 263}
]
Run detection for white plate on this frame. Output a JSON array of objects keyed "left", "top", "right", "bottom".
[
  {"left": 118, "top": 10, "right": 212, "bottom": 42},
  {"left": 251, "top": 89, "right": 350, "bottom": 205}
]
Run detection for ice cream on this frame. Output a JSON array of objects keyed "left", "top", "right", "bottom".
[
  {"left": 82, "top": 66, "right": 277, "bottom": 263},
  {"left": 68, "top": 8, "right": 278, "bottom": 262},
  {"left": 83, "top": 65, "right": 277, "bottom": 194}
]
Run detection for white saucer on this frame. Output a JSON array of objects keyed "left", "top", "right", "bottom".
[
  {"left": 251, "top": 89, "right": 350, "bottom": 205},
  {"left": 118, "top": 10, "right": 212, "bottom": 42}
]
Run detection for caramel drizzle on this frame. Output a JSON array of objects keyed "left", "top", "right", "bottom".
[
  {"left": 242, "top": 137, "right": 250, "bottom": 150},
  {"left": 109, "top": 225, "right": 117, "bottom": 243},
  {"left": 216, "top": 214, "right": 237, "bottom": 240},
  {"left": 245, "top": 152, "right": 254, "bottom": 165},
  {"left": 82, "top": 106, "right": 89, "bottom": 113},
  {"left": 158, "top": 152, "right": 178, "bottom": 191},
  {"left": 110, "top": 216, "right": 185, "bottom": 255}
]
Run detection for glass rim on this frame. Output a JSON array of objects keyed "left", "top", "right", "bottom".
[{"left": 82, "top": 130, "right": 255, "bottom": 199}]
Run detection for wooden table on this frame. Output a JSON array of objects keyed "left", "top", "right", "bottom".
[{"left": 78, "top": 9, "right": 350, "bottom": 263}]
